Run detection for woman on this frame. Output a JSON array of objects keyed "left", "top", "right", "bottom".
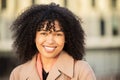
[{"left": 10, "top": 3, "right": 96, "bottom": 80}]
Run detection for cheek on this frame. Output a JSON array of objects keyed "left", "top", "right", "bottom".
[
  {"left": 35, "top": 36, "right": 45, "bottom": 45},
  {"left": 56, "top": 38, "right": 65, "bottom": 46}
]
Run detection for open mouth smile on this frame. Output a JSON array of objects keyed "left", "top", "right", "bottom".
[{"left": 44, "top": 46, "right": 57, "bottom": 52}]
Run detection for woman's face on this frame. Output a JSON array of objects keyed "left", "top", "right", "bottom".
[{"left": 35, "top": 20, "right": 65, "bottom": 59}]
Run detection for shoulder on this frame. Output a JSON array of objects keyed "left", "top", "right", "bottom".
[
  {"left": 9, "top": 54, "right": 37, "bottom": 80},
  {"left": 9, "top": 64, "right": 24, "bottom": 80},
  {"left": 74, "top": 60, "right": 92, "bottom": 73},
  {"left": 74, "top": 60, "right": 96, "bottom": 80},
  {"left": 9, "top": 61, "right": 31, "bottom": 79},
  {"left": 10, "top": 54, "right": 37, "bottom": 77},
  {"left": 74, "top": 60, "right": 92, "bottom": 70},
  {"left": 11, "top": 61, "right": 31, "bottom": 73},
  {"left": 9, "top": 55, "right": 37, "bottom": 80}
]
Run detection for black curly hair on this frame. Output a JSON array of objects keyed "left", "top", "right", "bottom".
[{"left": 11, "top": 3, "right": 85, "bottom": 63}]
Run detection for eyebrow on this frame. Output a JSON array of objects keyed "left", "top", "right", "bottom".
[
  {"left": 40, "top": 29, "right": 63, "bottom": 32},
  {"left": 55, "top": 30, "right": 63, "bottom": 32}
]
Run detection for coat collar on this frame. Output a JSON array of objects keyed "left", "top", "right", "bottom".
[
  {"left": 24, "top": 51, "right": 74, "bottom": 80},
  {"left": 23, "top": 54, "right": 40, "bottom": 80},
  {"left": 47, "top": 51, "right": 74, "bottom": 80}
]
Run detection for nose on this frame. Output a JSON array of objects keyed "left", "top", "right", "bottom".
[{"left": 46, "top": 34, "right": 55, "bottom": 44}]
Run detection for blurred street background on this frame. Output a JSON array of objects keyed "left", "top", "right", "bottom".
[{"left": 0, "top": 0, "right": 120, "bottom": 80}]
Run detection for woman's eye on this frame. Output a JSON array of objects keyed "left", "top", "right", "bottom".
[
  {"left": 56, "top": 33, "right": 63, "bottom": 36},
  {"left": 40, "top": 32, "right": 47, "bottom": 36}
]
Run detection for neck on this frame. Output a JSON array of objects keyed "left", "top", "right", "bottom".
[{"left": 40, "top": 56, "right": 58, "bottom": 72}]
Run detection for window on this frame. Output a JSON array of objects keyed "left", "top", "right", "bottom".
[
  {"left": 111, "top": 0, "right": 117, "bottom": 8},
  {"left": 100, "top": 18, "right": 105, "bottom": 36},
  {"left": 91, "top": 0, "right": 95, "bottom": 8},
  {"left": 1, "top": 0, "right": 6, "bottom": 10},
  {"left": 112, "top": 27, "right": 118, "bottom": 36},
  {"left": 112, "top": 15, "right": 119, "bottom": 36},
  {"left": 64, "top": 0, "right": 67, "bottom": 7},
  {"left": 32, "top": 0, "right": 35, "bottom": 4}
]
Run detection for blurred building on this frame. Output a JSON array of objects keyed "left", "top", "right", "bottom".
[{"left": 0, "top": 0, "right": 120, "bottom": 80}]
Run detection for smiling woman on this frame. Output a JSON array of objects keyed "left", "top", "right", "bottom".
[
  {"left": 35, "top": 20, "right": 65, "bottom": 63},
  {"left": 9, "top": 3, "right": 96, "bottom": 80}
]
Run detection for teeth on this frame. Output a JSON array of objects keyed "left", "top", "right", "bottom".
[{"left": 44, "top": 46, "right": 55, "bottom": 52}]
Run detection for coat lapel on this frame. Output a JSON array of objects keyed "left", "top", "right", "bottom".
[
  {"left": 46, "top": 67, "right": 61, "bottom": 80},
  {"left": 46, "top": 51, "right": 74, "bottom": 80},
  {"left": 22, "top": 55, "right": 40, "bottom": 80}
]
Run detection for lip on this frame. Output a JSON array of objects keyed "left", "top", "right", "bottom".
[{"left": 43, "top": 46, "right": 57, "bottom": 53}]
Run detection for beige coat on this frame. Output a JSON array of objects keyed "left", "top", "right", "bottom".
[{"left": 9, "top": 51, "right": 96, "bottom": 80}]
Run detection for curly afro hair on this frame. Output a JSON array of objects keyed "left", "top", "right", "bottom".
[{"left": 11, "top": 3, "right": 85, "bottom": 63}]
